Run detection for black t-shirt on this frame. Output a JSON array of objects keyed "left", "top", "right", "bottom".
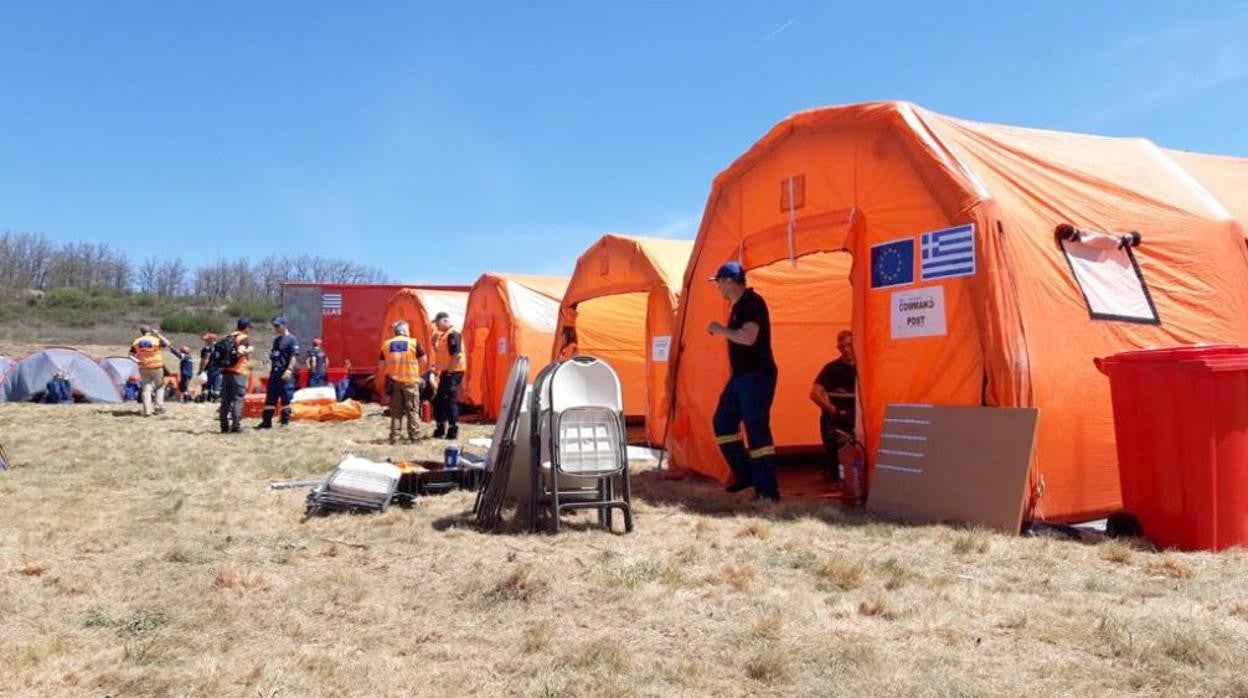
[
  {"left": 308, "top": 347, "right": 328, "bottom": 376},
  {"left": 269, "top": 334, "right": 300, "bottom": 376},
  {"left": 816, "top": 358, "right": 856, "bottom": 430},
  {"left": 446, "top": 331, "right": 462, "bottom": 356},
  {"left": 727, "top": 288, "right": 776, "bottom": 377}
]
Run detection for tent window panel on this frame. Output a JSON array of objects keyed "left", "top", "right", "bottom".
[{"left": 1060, "top": 239, "right": 1159, "bottom": 325}]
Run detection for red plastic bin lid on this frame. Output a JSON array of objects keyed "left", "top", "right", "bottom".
[{"left": 1095, "top": 344, "right": 1248, "bottom": 374}]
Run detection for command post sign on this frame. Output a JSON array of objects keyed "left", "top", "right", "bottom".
[{"left": 890, "top": 286, "right": 947, "bottom": 339}]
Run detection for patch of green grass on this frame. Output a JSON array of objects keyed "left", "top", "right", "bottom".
[{"left": 161, "top": 312, "right": 223, "bottom": 335}]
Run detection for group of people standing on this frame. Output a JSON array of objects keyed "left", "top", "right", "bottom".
[{"left": 379, "top": 312, "right": 465, "bottom": 444}]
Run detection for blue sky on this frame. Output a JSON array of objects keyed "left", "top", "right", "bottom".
[{"left": 2, "top": 2, "right": 1245, "bottom": 285}]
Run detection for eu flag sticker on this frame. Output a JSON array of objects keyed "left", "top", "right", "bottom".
[{"left": 871, "top": 238, "right": 915, "bottom": 289}]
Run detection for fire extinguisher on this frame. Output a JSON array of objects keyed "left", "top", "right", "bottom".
[
  {"left": 420, "top": 400, "right": 433, "bottom": 423},
  {"left": 838, "top": 438, "right": 868, "bottom": 505}
]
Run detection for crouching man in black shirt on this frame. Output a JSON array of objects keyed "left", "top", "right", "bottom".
[
  {"left": 811, "top": 330, "right": 857, "bottom": 481},
  {"left": 706, "top": 262, "right": 780, "bottom": 502}
]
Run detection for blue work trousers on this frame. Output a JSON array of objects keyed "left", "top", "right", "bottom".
[{"left": 712, "top": 371, "right": 779, "bottom": 499}]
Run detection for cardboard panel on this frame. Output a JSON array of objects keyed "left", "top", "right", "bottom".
[{"left": 866, "top": 404, "right": 1038, "bottom": 534}]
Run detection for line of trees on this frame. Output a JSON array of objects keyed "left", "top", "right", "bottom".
[{"left": 0, "top": 230, "right": 387, "bottom": 300}]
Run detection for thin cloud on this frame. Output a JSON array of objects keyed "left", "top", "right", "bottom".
[
  {"left": 639, "top": 214, "right": 697, "bottom": 239},
  {"left": 749, "top": 18, "right": 795, "bottom": 52},
  {"left": 1079, "top": 8, "right": 1248, "bottom": 127}
]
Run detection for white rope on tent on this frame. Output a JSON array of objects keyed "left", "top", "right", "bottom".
[{"left": 786, "top": 175, "right": 798, "bottom": 268}]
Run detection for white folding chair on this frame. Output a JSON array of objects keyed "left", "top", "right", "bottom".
[{"left": 529, "top": 356, "right": 633, "bottom": 533}]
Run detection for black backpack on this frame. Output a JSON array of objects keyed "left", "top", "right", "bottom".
[{"left": 208, "top": 333, "right": 241, "bottom": 370}]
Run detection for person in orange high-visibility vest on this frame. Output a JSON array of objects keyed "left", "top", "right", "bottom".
[
  {"left": 219, "top": 317, "right": 255, "bottom": 434},
  {"left": 430, "top": 312, "right": 467, "bottom": 441},
  {"left": 378, "top": 321, "right": 427, "bottom": 444},
  {"left": 129, "top": 324, "right": 171, "bottom": 417}
]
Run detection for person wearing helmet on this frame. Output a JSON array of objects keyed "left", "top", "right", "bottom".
[
  {"left": 305, "top": 337, "right": 329, "bottom": 388},
  {"left": 378, "top": 320, "right": 426, "bottom": 444},
  {"left": 198, "top": 332, "right": 222, "bottom": 402}
]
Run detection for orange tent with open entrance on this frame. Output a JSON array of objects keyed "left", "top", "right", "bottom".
[
  {"left": 375, "top": 288, "right": 470, "bottom": 396},
  {"left": 462, "top": 272, "right": 568, "bottom": 419},
  {"left": 667, "top": 101, "right": 1248, "bottom": 523},
  {"left": 552, "top": 234, "right": 693, "bottom": 445}
]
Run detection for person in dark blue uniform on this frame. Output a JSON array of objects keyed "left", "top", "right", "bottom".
[
  {"left": 305, "top": 338, "right": 329, "bottom": 388},
  {"left": 258, "top": 316, "right": 299, "bottom": 429},
  {"left": 707, "top": 262, "right": 780, "bottom": 501},
  {"left": 43, "top": 371, "right": 73, "bottom": 404}
]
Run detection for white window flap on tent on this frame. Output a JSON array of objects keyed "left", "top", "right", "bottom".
[
  {"left": 417, "top": 289, "right": 469, "bottom": 328},
  {"left": 505, "top": 280, "right": 560, "bottom": 333},
  {"left": 1061, "top": 239, "right": 1158, "bottom": 324}
]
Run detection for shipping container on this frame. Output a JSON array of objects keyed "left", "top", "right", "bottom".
[{"left": 281, "top": 281, "right": 470, "bottom": 398}]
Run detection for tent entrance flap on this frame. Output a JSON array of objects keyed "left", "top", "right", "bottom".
[{"left": 743, "top": 251, "right": 855, "bottom": 460}]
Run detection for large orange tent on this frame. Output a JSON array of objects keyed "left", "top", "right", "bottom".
[
  {"left": 375, "top": 288, "right": 470, "bottom": 396},
  {"left": 462, "top": 272, "right": 569, "bottom": 419},
  {"left": 552, "top": 234, "right": 693, "bottom": 445},
  {"left": 667, "top": 101, "right": 1248, "bottom": 523},
  {"left": 1164, "top": 149, "right": 1248, "bottom": 230}
]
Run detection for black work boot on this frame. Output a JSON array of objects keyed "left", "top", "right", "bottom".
[
  {"left": 446, "top": 425, "right": 458, "bottom": 440},
  {"left": 432, "top": 423, "right": 446, "bottom": 439}
]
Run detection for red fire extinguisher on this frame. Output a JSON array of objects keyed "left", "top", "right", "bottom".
[
  {"left": 420, "top": 400, "right": 433, "bottom": 423},
  {"left": 838, "top": 438, "right": 867, "bottom": 505}
]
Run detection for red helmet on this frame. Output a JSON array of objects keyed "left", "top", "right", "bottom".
[
  {"left": 202, "top": 333, "right": 218, "bottom": 342},
  {"left": 312, "top": 338, "right": 323, "bottom": 346}
]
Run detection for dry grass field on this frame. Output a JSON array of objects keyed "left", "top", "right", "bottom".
[{"left": 3, "top": 399, "right": 1248, "bottom": 697}]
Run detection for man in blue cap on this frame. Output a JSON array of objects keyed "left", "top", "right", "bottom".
[
  {"left": 258, "top": 316, "right": 299, "bottom": 429},
  {"left": 707, "top": 262, "right": 780, "bottom": 501}
]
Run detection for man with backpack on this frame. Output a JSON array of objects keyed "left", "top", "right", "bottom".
[
  {"left": 258, "top": 316, "right": 299, "bottom": 429},
  {"left": 198, "top": 333, "right": 222, "bottom": 402},
  {"left": 305, "top": 338, "right": 329, "bottom": 387},
  {"left": 215, "top": 317, "right": 255, "bottom": 434}
]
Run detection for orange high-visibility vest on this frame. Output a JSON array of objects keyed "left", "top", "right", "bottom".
[
  {"left": 131, "top": 335, "right": 165, "bottom": 370},
  {"left": 381, "top": 335, "right": 422, "bottom": 384},
  {"left": 224, "top": 331, "right": 251, "bottom": 375},
  {"left": 432, "top": 327, "right": 466, "bottom": 374}
]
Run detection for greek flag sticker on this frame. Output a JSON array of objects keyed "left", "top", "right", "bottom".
[{"left": 920, "top": 224, "right": 976, "bottom": 281}]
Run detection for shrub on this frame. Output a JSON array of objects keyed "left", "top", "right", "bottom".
[
  {"left": 45, "top": 287, "right": 88, "bottom": 308},
  {"left": 161, "top": 312, "right": 223, "bottom": 335},
  {"left": 88, "top": 295, "right": 122, "bottom": 312},
  {"left": 132, "top": 293, "right": 158, "bottom": 307},
  {"left": 224, "top": 299, "right": 280, "bottom": 322}
]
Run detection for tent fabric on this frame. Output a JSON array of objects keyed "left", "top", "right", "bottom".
[
  {"left": 99, "top": 356, "right": 140, "bottom": 394},
  {"left": 667, "top": 101, "right": 1248, "bottom": 523},
  {"left": 462, "top": 272, "right": 568, "bottom": 419},
  {"left": 1163, "top": 149, "right": 1248, "bottom": 230},
  {"left": 375, "top": 288, "right": 470, "bottom": 395},
  {"left": 552, "top": 234, "right": 693, "bottom": 444},
  {"left": 1, "top": 347, "right": 122, "bottom": 403}
]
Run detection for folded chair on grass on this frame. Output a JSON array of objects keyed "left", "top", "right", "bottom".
[
  {"left": 529, "top": 356, "right": 633, "bottom": 534},
  {"left": 474, "top": 356, "right": 530, "bottom": 529},
  {"left": 306, "top": 455, "right": 402, "bottom": 516}
]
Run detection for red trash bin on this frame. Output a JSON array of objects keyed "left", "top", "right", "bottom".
[{"left": 1096, "top": 345, "right": 1248, "bottom": 551}]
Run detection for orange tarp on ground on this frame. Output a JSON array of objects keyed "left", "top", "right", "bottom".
[
  {"left": 375, "top": 288, "right": 470, "bottom": 396},
  {"left": 243, "top": 394, "right": 363, "bottom": 421},
  {"left": 552, "top": 234, "right": 692, "bottom": 445},
  {"left": 462, "top": 272, "right": 568, "bottom": 419},
  {"left": 667, "top": 101, "right": 1248, "bottom": 523}
]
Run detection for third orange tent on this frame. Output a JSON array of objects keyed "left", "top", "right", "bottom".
[{"left": 552, "top": 234, "right": 692, "bottom": 445}]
